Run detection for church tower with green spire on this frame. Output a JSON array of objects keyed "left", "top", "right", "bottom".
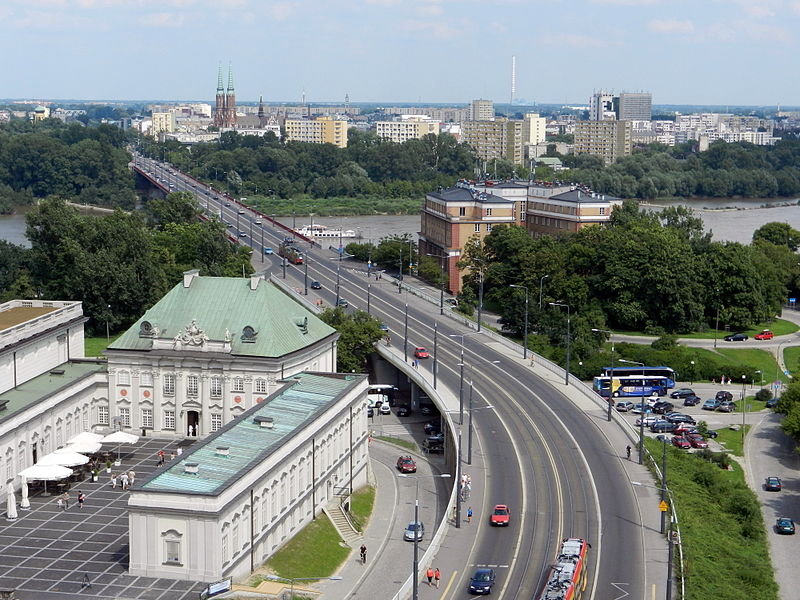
[
  {"left": 213, "top": 64, "right": 225, "bottom": 128},
  {"left": 224, "top": 64, "right": 236, "bottom": 128}
]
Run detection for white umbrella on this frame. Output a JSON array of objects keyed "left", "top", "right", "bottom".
[
  {"left": 19, "top": 475, "right": 29, "bottom": 510},
  {"left": 59, "top": 442, "right": 102, "bottom": 454},
  {"left": 6, "top": 483, "right": 17, "bottom": 521},
  {"left": 102, "top": 431, "right": 140, "bottom": 464},
  {"left": 37, "top": 452, "right": 89, "bottom": 467},
  {"left": 18, "top": 464, "right": 73, "bottom": 496},
  {"left": 68, "top": 432, "right": 104, "bottom": 445}
]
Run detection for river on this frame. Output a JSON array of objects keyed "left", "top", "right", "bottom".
[{"left": 2, "top": 198, "right": 800, "bottom": 248}]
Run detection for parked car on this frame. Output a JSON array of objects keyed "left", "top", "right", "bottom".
[
  {"left": 717, "top": 401, "right": 737, "bottom": 413},
  {"left": 724, "top": 332, "right": 748, "bottom": 342},
  {"left": 702, "top": 399, "right": 721, "bottom": 411},
  {"left": 403, "top": 521, "right": 425, "bottom": 541},
  {"left": 682, "top": 394, "right": 702, "bottom": 407},
  {"left": 380, "top": 403, "right": 391, "bottom": 415},
  {"left": 755, "top": 330, "right": 774, "bottom": 340},
  {"left": 427, "top": 433, "right": 444, "bottom": 444},
  {"left": 422, "top": 438, "right": 443, "bottom": 454},
  {"left": 311, "top": 281, "right": 322, "bottom": 289},
  {"left": 396, "top": 406, "right": 412, "bottom": 417},
  {"left": 776, "top": 517, "right": 795, "bottom": 535},
  {"left": 674, "top": 424, "right": 697, "bottom": 436},
  {"left": 767, "top": 397, "right": 779, "bottom": 409},
  {"left": 424, "top": 422, "right": 440, "bottom": 435},
  {"left": 765, "top": 476, "right": 782, "bottom": 491},
  {"left": 396, "top": 456, "right": 417, "bottom": 473},
  {"left": 666, "top": 413, "right": 696, "bottom": 425},
  {"left": 490, "top": 505, "right": 511, "bottom": 526},
  {"left": 651, "top": 421, "right": 678, "bottom": 433},
  {"left": 367, "top": 407, "right": 373, "bottom": 418},
  {"left": 705, "top": 429, "right": 719, "bottom": 438},
  {"left": 631, "top": 402, "right": 653, "bottom": 415},
  {"left": 414, "top": 346, "right": 430, "bottom": 359},
  {"left": 672, "top": 436, "right": 691, "bottom": 449},
  {"left": 686, "top": 433, "right": 709, "bottom": 448},
  {"left": 670, "top": 388, "right": 696, "bottom": 399},
  {"left": 468, "top": 568, "right": 496, "bottom": 595},
  {"left": 636, "top": 415, "right": 661, "bottom": 427},
  {"left": 615, "top": 401, "right": 635, "bottom": 412},
  {"left": 652, "top": 401, "right": 675, "bottom": 415},
  {"left": 715, "top": 390, "right": 734, "bottom": 402}
]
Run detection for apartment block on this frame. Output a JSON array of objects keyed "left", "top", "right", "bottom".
[
  {"left": 375, "top": 117, "right": 440, "bottom": 143},
  {"left": 574, "top": 120, "right": 632, "bottom": 164},
  {"left": 151, "top": 111, "right": 177, "bottom": 138},
  {"left": 462, "top": 118, "right": 525, "bottom": 164},
  {"left": 470, "top": 99, "right": 495, "bottom": 121},
  {"left": 616, "top": 93, "right": 652, "bottom": 121},
  {"left": 524, "top": 113, "right": 546, "bottom": 145},
  {"left": 283, "top": 116, "right": 348, "bottom": 148}
]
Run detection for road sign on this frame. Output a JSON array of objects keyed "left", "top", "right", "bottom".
[
  {"left": 790, "top": 298, "right": 797, "bottom": 304},
  {"left": 773, "top": 381, "right": 782, "bottom": 390},
  {"left": 659, "top": 500, "right": 668, "bottom": 512}
]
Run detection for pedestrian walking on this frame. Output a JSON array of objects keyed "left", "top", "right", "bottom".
[
  {"left": 626, "top": 445, "right": 631, "bottom": 460},
  {"left": 157, "top": 454, "right": 164, "bottom": 467},
  {"left": 467, "top": 507, "right": 473, "bottom": 523},
  {"left": 360, "top": 544, "right": 367, "bottom": 564},
  {"left": 77, "top": 491, "right": 85, "bottom": 509},
  {"left": 176, "top": 447, "right": 183, "bottom": 456},
  {"left": 81, "top": 573, "right": 91, "bottom": 589},
  {"left": 111, "top": 473, "right": 118, "bottom": 488},
  {"left": 57, "top": 497, "right": 64, "bottom": 510},
  {"left": 426, "top": 567, "right": 434, "bottom": 586},
  {"left": 128, "top": 471, "right": 135, "bottom": 486},
  {"left": 169, "top": 451, "right": 175, "bottom": 461},
  {"left": 120, "top": 472, "right": 129, "bottom": 491},
  {"left": 62, "top": 492, "right": 70, "bottom": 509},
  {"left": 434, "top": 568, "right": 441, "bottom": 588}
]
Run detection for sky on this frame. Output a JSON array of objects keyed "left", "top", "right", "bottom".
[{"left": 1, "top": 0, "right": 799, "bottom": 106}]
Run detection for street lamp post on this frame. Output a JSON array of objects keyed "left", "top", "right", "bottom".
[
  {"left": 449, "top": 332, "right": 479, "bottom": 425},
  {"left": 426, "top": 252, "right": 446, "bottom": 316},
  {"left": 398, "top": 251, "right": 403, "bottom": 294},
  {"left": 592, "top": 328, "right": 615, "bottom": 422},
  {"left": 367, "top": 283, "right": 371, "bottom": 314},
  {"left": 335, "top": 262, "right": 341, "bottom": 306},
  {"left": 404, "top": 304, "right": 409, "bottom": 363},
  {"left": 690, "top": 360, "right": 695, "bottom": 385},
  {"left": 714, "top": 289, "right": 721, "bottom": 349},
  {"left": 477, "top": 270, "right": 485, "bottom": 333},
  {"left": 433, "top": 322, "right": 438, "bottom": 389},
  {"left": 304, "top": 256, "right": 309, "bottom": 296},
  {"left": 549, "top": 302, "right": 571, "bottom": 386},
  {"left": 620, "top": 359, "right": 645, "bottom": 465},
  {"left": 510, "top": 284, "right": 529, "bottom": 359},
  {"left": 456, "top": 428, "right": 463, "bottom": 529},
  {"left": 742, "top": 373, "right": 747, "bottom": 448},
  {"left": 467, "top": 363, "right": 498, "bottom": 465},
  {"left": 538, "top": 274, "right": 549, "bottom": 311},
  {"left": 260, "top": 226, "right": 264, "bottom": 264}
]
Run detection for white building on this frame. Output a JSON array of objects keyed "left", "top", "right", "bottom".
[{"left": 375, "top": 116, "right": 440, "bottom": 143}]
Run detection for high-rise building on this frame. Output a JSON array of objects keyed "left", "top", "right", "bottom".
[
  {"left": 523, "top": 113, "right": 546, "bottom": 145},
  {"left": 283, "top": 116, "right": 348, "bottom": 148},
  {"left": 616, "top": 92, "right": 652, "bottom": 121},
  {"left": 574, "top": 120, "right": 632, "bottom": 165},
  {"left": 213, "top": 64, "right": 236, "bottom": 128},
  {"left": 462, "top": 118, "right": 525, "bottom": 164},
  {"left": 589, "top": 91, "right": 615, "bottom": 121},
  {"left": 151, "top": 111, "right": 176, "bottom": 138},
  {"left": 375, "top": 117, "right": 440, "bottom": 143},
  {"left": 470, "top": 99, "right": 494, "bottom": 121}
]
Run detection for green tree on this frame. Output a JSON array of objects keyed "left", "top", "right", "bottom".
[
  {"left": 753, "top": 222, "right": 800, "bottom": 251},
  {"left": 145, "top": 191, "right": 200, "bottom": 229},
  {"left": 319, "top": 308, "right": 385, "bottom": 372}
]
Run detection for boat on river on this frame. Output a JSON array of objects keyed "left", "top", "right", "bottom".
[{"left": 294, "top": 224, "right": 358, "bottom": 239}]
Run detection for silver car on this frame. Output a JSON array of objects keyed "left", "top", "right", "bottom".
[{"left": 403, "top": 521, "right": 425, "bottom": 542}]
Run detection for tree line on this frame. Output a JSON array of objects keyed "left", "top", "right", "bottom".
[
  {"left": 0, "top": 193, "right": 252, "bottom": 334},
  {"left": 559, "top": 139, "right": 800, "bottom": 200},
  {"left": 0, "top": 119, "right": 135, "bottom": 213},
  {"left": 455, "top": 204, "right": 799, "bottom": 366}
]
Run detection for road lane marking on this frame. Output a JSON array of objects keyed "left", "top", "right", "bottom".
[{"left": 440, "top": 570, "right": 458, "bottom": 597}]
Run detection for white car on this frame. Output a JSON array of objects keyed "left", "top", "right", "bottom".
[
  {"left": 636, "top": 415, "right": 660, "bottom": 427},
  {"left": 380, "top": 403, "right": 391, "bottom": 415}
]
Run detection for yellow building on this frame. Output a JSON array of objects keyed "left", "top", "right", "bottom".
[
  {"left": 32, "top": 106, "right": 50, "bottom": 122},
  {"left": 151, "top": 111, "right": 177, "bottom": 138},
  {"left": 375, "top": 117, "right": 440, "bottom": 143},
  {"left": 523, "top": 113, "right": 546, "bottom": 145},
  {"left": 462, "top": 118, "right": 526, "bottom": 165},
  {"left": 526, "top": 187, "right": 622, "bottom": 237},
  {"left": 284, "top": 116, "right": 348, "bottom": 148},
  {"left": 574, "top": 120, "right": 632, "bottom": 165}
]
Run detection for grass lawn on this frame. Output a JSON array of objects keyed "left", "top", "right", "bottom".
[
  {"left": 713, "top": 424, "right": 751, "bottom": 456},
  {"left": 644, "top": 439, "right": 778, "bottom": 600},
  {"left": 714, "top": 348, "right": 789, "bottom": 384},
  {"left": 84, "top": 335, "right": 121, "bottom": 357},
  {"left": 374, "top": 435, "right": 417, "bottom": 452},
  {"left": 783, "top": 346, "right": 800, "bottom": 375},
  {"left": 349, "top": 485, "right": 375, "bottom": 533},
  {"left": 614, "top": 318, "right": 798, "bottom": 339},
  {"left": 261, "top": 515, "right": 350, "bottom": 582}
]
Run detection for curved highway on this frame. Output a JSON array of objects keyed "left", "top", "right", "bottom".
[{"left": 133, "top": 155, "right": 645, "bottom": 599}]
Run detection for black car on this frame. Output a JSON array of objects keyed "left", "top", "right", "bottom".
[
  {"left": 396, "top": 406, "right": 412, "bottom": 417},
  {"left": 776, "top": 517, "right": 795, "bottom": 535},
  {"left": 715, "top": 390, "right": 734, "bottom": 402},
  {"left": 336, "top": 298, "right": 349, "bottom": 308},
  {"left": 367, "top": 407, "right": 374, "bottom": 418},
  {"left": 724, "top": 333, "right": 748, "bottom": 342},
  {"left": 468, "top": 568, "right": 496, "bottom": 595},
  {"left": 666, "top": 413, "right": 696, "bottom": 425},
  {"left": 650, "top": 421, "right": 678, "bottom": 433},
  {"left": 424, "top": 422, "right": 440, "bottom": 435},
  {"left": 310, "top": 281, "right": 322, "bottom": 289},
  {"left": 652, "top": 401, "right": 675, "bottom": 414},
  {"left": 670, "top": 388, "right": 696, "bottom": 399},
  {"left": 767, "top": 397, "right": 779, "bottom": 409},
  {"left": 682, "top": 394, "right": 702, "bottom": 407}
]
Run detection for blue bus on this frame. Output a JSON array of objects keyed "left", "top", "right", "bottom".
[
  {"left": 593, "top": 375, "right": 669, "bottom": 398},
  {"left": 601, "top": 366, "right": 676, "bottom": 388}
]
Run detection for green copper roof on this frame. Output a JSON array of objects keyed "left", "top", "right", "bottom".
[
  {"left": 108, "top": 276, "right": 336, "bottom": 358},
  {"left": 0, "top": 361, "right": 106, "bottom": 424},
  {"left": 140, "top": 373, "right": 363, "bottom": 495}
]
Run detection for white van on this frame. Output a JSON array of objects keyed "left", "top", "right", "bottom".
[{"left": 368, "top": 384, "right": 397, "bottom": 407}]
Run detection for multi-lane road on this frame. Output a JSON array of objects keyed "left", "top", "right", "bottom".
[{"left": 133, "top": 155, "right": 645, "bottom": 599}]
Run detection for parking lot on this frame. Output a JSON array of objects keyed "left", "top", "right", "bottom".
[{"left": 0, "top": 438, "right": 205, "bottom": 600}]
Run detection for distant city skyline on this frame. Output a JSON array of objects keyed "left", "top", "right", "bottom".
[{"left": 1, "top": 0, "right": 798, "bottom": 105}]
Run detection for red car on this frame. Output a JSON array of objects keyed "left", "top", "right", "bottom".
[
  {"left": 755, "top": 330, "right": 774, "bottom": 340},
  {"left": 414, "top": 347, "right": 429, "bottom": 359},
  {"left": 490, "top": 504, "right": 511, "bottom": 526},
  {"left": 671, "top": 436, "right": 691, "bottom": 449},
  {"left": 685, "top": 433, "right": 708, "bottom": 449},
  {"left": 396, "top": 456, "right": 417, "bottom": 473}
]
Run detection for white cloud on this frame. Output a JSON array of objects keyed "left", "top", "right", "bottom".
[{"left": 648, "top": 19, "right": 694, "bottom": 34}]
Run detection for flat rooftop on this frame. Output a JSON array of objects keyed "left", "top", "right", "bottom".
[
  {"left": 139, "top": 372, "right": 365, "bottom": 496},
  {"left": 0, "top": 306, "right": 58, "bottom": 331},
  {"left": 0, "top": 360, "right": 107, "bottom": 423}
]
